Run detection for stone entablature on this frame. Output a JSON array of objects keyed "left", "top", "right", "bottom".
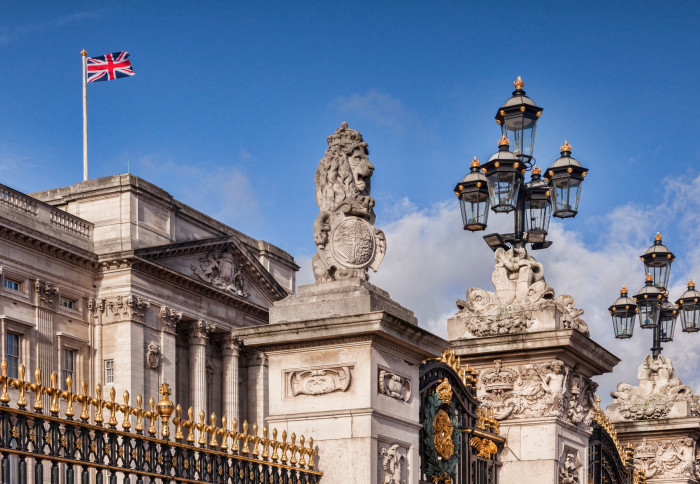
[
  {"left": 608, "top": 355, "right": 700, "bottom": 422},
  {"left": 448, "top": 248, "right": 588, "bottom": 340}
]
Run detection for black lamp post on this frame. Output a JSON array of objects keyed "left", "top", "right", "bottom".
[
  {"left": 609, "top": 233, "right": 700, "bottom": 357},
  {"left": 455, "top": 77, "right": 589, "bottom": 251}
]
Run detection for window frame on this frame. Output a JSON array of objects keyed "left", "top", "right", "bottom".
[{"left": 104, "top": 359, "right": 114, "bottom": 385}]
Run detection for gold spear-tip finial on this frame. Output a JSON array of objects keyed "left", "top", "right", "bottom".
[
  {"left": 654, "top": 232, "right": 662, "bottom": 242},
  {"left": 560, "top": 140, "right": 572, "bottom": 152},
  {"left": 498, "top": 135, "right": 509, "bottom": 146},
  {"left": 470, "top": 156, "right": 480, "bottom": 168},
  {"left": 514, "top": 76, "right": 524, "bottom": 90},
  {"left": 81, "top": 49, "right": 87, "bottom": 56}
]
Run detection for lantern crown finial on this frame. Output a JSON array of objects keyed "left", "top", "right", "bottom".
[
  {"left": 532, "top": 166, "right": 541, "bottom": 175},
  {"left": 513, "top": 76, "right": 525, "bottom": 90},
  {"left": 655, "top": 232, "right": 662, "bottom": 242},
  {"left": 621, "top": 285, "right": 628, "bottom": 294},
  {"left": 560, "top": 140, "right": 572, "bottom": 152},
  {"left": 646, "top": 273, "right": 653, "bottom": 282},
  {"left": 498, "top": 135, "right": 509, "bottom": 147},
  {"left": 470, "top": 156, "right": 480, "bottom": 168},
  {"left": 689, "top": 279, "right": 695, "bottom": 288}
]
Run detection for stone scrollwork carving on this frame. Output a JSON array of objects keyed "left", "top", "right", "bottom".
[
  {"left": 287, "top": 366, "right": 352, "bottom": 397},
  {"left": 477, "top": 359, "right": 597, "bottom": 428},
  {"left": 633, "top": 437, "right": 697, "bottom": 480},
  {"left": 191, "top": 248, "right": 249, "bottom": 297},
  {"left": 607, "top": 354, "right": 700, "bottom": 421},
  {"left": 378, "top": 369, "right": 411, "bottom": 402},
  {"left": 379, "top": 444, "right": 406, "bottom": 484},
  {"left": 34, "top": 279, "right": 59, "bottom": 307},
  {"left": 312, "top": 122, "right": 386, "bottom": 282},
  {"left": 454, "top": 248, "right": 589, "bottom": 337},
  {"left": 159, "top": 306, "right": 182, "bottom": 334},
  {"left": 145, "top": 343, "right": 161, "bottom": 369}
]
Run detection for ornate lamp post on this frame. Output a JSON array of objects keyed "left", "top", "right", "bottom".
[
  {"left": 455, "top": 77, "right": 589, "bottom": 251},
  {"left": 608, "top": 233, "right": 700, "bottom": 357}
]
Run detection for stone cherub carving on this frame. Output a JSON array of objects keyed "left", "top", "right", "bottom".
[
  {"left": 312, "top": 122, "right": 386, "bottom": 282},
  {"left": 454, "top": 247, "right": 589, "bottom": 337},
  {"left": 191, "top": 249, "right": 248, "bottom": 297},
  {"left": 558, "top": 452, "right": 581, "bottom": 484},
  {"left": 608, "top": 354, "right": 700, "bottom": 421}
]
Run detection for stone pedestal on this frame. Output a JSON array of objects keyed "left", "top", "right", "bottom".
[
  {"left": 234, "top": 280, "right": 446, "bottom": 484},
  {"left": 450, "top": 329, "right": 619, "bottom": 484}
]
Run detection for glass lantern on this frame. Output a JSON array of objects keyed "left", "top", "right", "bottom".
[
  {"left": 545, "top": 141, "right": 588, "bottom": 218},
  {"left": 494, "top": 76, "right": 543, "bottom": 164},
  {"left": 455, "top": 157, "right": 490, "bottom": 231},
  {"left": 524, "top": 167, "right": 552, "bottom": 235},
  {"left": 658, "top": 301, "right": 677, "bottom": 342},
  {"left": 481, "top": 136, "right": 524, "bottom": 213},
  {"left": 677, "top": 279, "right": 700, "bottom": 332},
  {"left": 634, "top": 274, "right": 665, "bottom": 329},
  {"left": 640, "top": 233, "right": 675, "bottom": 290},
  {"left": 609, "top": 285, "right": 637, "bottom": 339}
]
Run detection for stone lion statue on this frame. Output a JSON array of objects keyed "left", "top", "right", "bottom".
[{"left": 312, "top": 122, "right": 386, "bottom": 282}]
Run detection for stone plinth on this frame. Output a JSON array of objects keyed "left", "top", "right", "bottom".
[
  {"left": 450, "top": 329, "right": 619, "bottom": 484},
  {"left": 235, "top": 280, "right": 445, "bottom": 484}
]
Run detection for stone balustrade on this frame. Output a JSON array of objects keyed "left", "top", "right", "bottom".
[{"left": 0, "top": 183, "right": 93, "bottom": 240}]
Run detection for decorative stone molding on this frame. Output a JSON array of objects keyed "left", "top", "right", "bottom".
[
  {"left": 88, "top": 298, "right": 106, "bottom": 318},
  {"left": 452, "top": 248, "right": 589, "bottom": 338},
  {"left": 191, "top": 248, "right": 249, "bottom": 297},
  {"left": 379, "top": 443, "right": 406, "bottom": 484},
  {"left": 312, "top": 122, "right": 386, "bottom": 282},
  {"left": 558, "top": 449, "right": 582, "bottom": 484},
  {"left": 477, "top": 359, "right": 597, "bottom": 428},
  {"left": 189, "top": 321, "right": 214, "bottom": 345},
  {"left": 34, "top": 279, "right": 59, "bottom": 308},
  {"left": 632, "top": 437, "right": 697, "bottom": 480},
  {"left": 378, "top": 369, "right": 411, "bottom": 402},
  {"left": 286, "top": 366, "right": 352, "bottom": 397},
  {"left": 158, "top": 306, "right": 182, "bottom": 334},
  {"left": 145, "top": 343, "right": 161, "bottom": 369},
  {"left": 607, "top": 354, "right": 700, "bottom": 421},
  {"left": 104, "top": 295, "right": 150, "bottom": 323}
]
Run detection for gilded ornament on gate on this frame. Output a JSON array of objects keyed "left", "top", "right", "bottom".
[
  {"left": 433, "top": 409, "right": 455, "bottom": 459},
  {"left": 436, "top": 378, "right": 453, "bottom": 404}
]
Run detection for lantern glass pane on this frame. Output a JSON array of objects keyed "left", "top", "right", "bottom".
[
  {"left": 487, "top": 172, "right": 520, "bottom": 213},
  {"left": 638, "top": 301, "right": 661, "bottom": 329},
  {"left": 612, "top": 314, "right": 635, "bottom": 339},
  {"left": 503, "top": 115, "right": 537, "bottom": 159},
  {"left": 552, "top": 177, "right": 582, "bottom": 218},
  {"left": 459, "top": 191, "right": 489, "bottom": 231},
  {"left": 659, "top": 316, "right": 676, "bottom": 342},
  {"left": 643, "top": 261, "right": 671, "bottom": 290},
  {"left": 525, "top": 197, "right": 551, "bottom": 233},
  {"left": 680, "top": 305, "right": 700, "bottom": 332}
]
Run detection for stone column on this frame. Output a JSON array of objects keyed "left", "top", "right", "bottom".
[
  {"left": 189, "top": 320, "right": 213, "bottom": 417},
  {"left": 158, "top": 307, "right": 181, "bottom": 397},
  {"left": 221, "top": 334, "right": 241, "bottom": 425}
]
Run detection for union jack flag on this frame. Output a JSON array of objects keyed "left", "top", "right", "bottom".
[{"left": 86, "top": 51, "right": 135, "bottom": 83}]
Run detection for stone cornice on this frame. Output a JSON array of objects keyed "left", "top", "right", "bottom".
[
  {"left": 134, "top": 236, "right": 289, "bottom": 302},
  {"left": 0, "top": 216, "right": 98, "bottom": 270}
]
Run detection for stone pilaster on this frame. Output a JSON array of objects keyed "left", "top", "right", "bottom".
[
  {"left": 34, "top": 279, "right": 59, "bottom": 406},
  {"left": 221, "top": 335, "right": 241, "bottom": 424},
  {"left": 188, "top": 320, "right": 213, "bottom": 417},
  {"left": 158, "top": 306, "right": 181, "bottom": 398},
  {"left": 246, "top": 349, "right": 268, "bottom": 426}
]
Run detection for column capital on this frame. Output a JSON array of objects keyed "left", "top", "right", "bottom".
[
  {"left": 220, "top": 334, "right": 242, "bottom": 356},
  {"left": 189, "top": 320, "right": 214, "bottom": 345},
  {"left": 159, "top": 306, "right": 183, "bottom": 334}
]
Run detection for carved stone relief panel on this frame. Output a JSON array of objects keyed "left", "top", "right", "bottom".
[
  {"left": 558, "top": 447, "right": 582, "bottom": 484},
  {"left": 378, "top": 441, "right": 407, "bottom": 484},
  {"left": 633, "top": 437, "right": 698, "bottom": 480},
  {"left": 285, "top": 365, "right": 352, "bottom": 397},
  {"left": 378, "top": 368, "right": 411, "bottom": 402},
  {"left": 145, "top": 343, "right": 161, "bottom": 369},
  {"left": 476, "top": 359, "right": 597, "bottom": 429},
  {"left": 34, "top": 279, "right": 59, "bottom": 308}
]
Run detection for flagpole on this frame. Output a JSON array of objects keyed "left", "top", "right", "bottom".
[{"left": 81, "top": 49, "right": 88, "bottom": 181}]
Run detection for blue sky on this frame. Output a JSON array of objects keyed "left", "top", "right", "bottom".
[{"left": 2, "top": 2, "right": 700, "bottom": 401}]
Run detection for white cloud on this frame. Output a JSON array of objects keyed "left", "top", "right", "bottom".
[
  {"left": 331, "top": 89, "right": 420, "bottom": 133},
  {"left": 0, "top": 12, "right": 101, "bottom": 45}
]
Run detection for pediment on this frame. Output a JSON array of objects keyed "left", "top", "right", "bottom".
[{"left": 134, "top": 236, "right": 288, "bottom": 306}]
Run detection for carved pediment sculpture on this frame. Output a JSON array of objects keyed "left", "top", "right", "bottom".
[
  {"left": 312, "top": 122, "right": 386, "bottom": 282},
  {"left": 607, "top": 354, "right": 700, "bottom": 421},
  {"left": 191, "top": 248, "right": 249, "bottom": 298},
  {"left": 454, "top": 247, "right": 589, "bottom": 337}
]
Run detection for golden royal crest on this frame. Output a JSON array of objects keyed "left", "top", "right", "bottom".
[
  {"left": 436, "top": 378, "right": 453, "bottom": 404},
  {"left": 433, "top": 409, "right": 454, "bottom": 460}
]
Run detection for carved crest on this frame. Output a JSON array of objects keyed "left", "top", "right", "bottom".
[
  {"left": 191, "top": 248, "right": 249, "bottom": 297},
  {"left": 378, "top": 369, "right": 411, "bottom": 402},
  {"left": 145, "top": 343, "right": 161, "bottom": 369},
  {"left": 287, "top": 366, "right": 352, "bottom": 396}
]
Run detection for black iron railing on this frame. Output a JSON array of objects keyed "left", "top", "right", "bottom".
[{"left": 0, "top": 360, "right": 321, "bottom": 484}]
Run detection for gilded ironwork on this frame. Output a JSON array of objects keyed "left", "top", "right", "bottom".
[
  {"left": 470, "top": 437, "right": 498, "bottom": 458},
  {"left": 433, "top": 409, "right": 455, "bottom": 460},
  {"left": 0, "top": 359, "right": 322, "bottom": 484}
]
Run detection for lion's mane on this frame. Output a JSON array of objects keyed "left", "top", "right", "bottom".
[{"left": 314, "top": 141, "right": 374, "bottom": 216}]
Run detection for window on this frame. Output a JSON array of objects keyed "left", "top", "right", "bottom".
[
  {"left": 62, "top": 349, "right": 75, "bottom": 389},
  {"left": 3, "top": 279, "right": 19, "bottom": 291},
  {"left": 6, "top": 333, "right": 20, "bottom": 379},
  {"left": 104, "top": 359, "right": 114, "bottom": 384},
  {"left": 60, "top": 297, "right": 76, "bottom": 310}
]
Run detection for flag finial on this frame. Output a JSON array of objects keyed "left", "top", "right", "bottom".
[{"left": 81, "top": 49, "right": 87, "bottom": 57}]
